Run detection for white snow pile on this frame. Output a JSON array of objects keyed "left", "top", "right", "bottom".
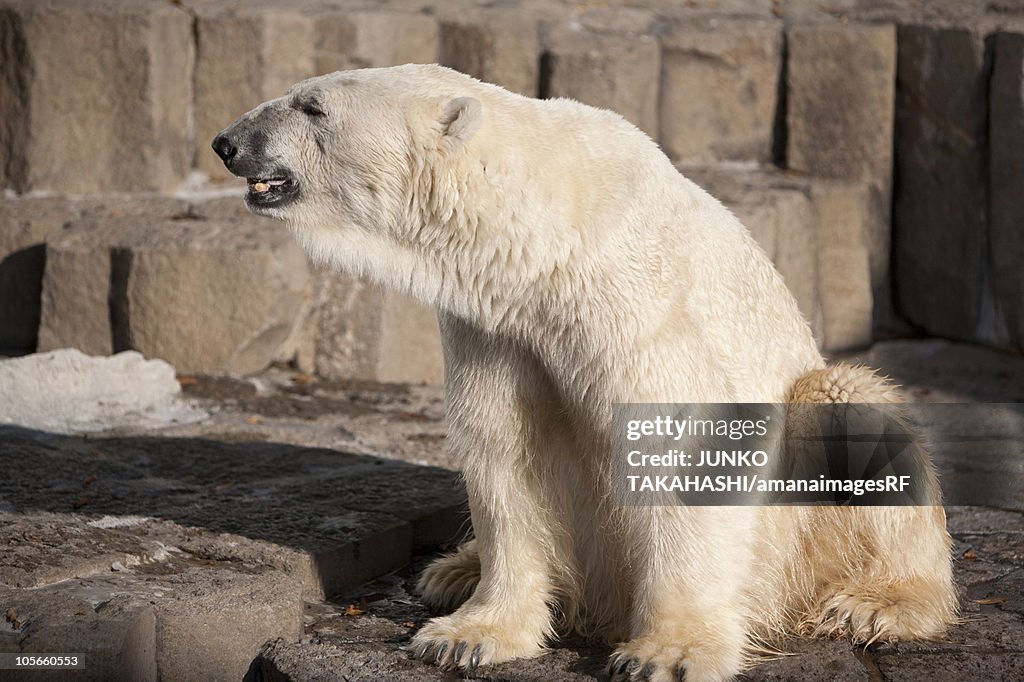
[{"left": 0, "top": 349, "right": 207, "bottom": 434}]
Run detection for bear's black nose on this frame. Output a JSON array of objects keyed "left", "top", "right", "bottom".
[{"left": 212, "top": 134, "right": 238, "bottom": 165}]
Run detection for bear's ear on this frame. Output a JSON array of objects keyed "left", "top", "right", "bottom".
[{"left": 440, "top": 97, "right": 482, "bottom": 149}]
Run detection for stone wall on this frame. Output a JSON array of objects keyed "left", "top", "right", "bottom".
[{"left": 2, "top": 0, "right": 1022, "bottom": 380}]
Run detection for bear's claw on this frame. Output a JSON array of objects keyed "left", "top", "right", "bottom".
[{"left": 607, "top": 647, "right": 692, "bottom": 682}]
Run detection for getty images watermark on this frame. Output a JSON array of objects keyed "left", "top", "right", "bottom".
[{"left": 612, "top": 403, "right": 938, "bottom": 506}]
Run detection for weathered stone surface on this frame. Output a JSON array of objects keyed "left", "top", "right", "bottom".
[
  {"left": 0, "top": 197, "right": 80, "bottom": 352},
  {"left": 849, "top": 338, "right": 1024, "bottom": 404},
  {"left": 314, "top": 272, "right": 444, "bottom": 384},
  {"left": 684, "top": 166, "right": 878, "bottom": 351},
  {"left": 37, "top": 222, "right": 118, "bottom": 356},
  {"left": 439, "top": 9, "right": 540, "bottom": 95},
  {"left": 0, "top": 350, "right": 205, "bottom": 434},
  {"left": 0, "top": 423, "right": 465, "bottom": 597},
  {"left": 39, "top": 217, "right": 311, "bottom": 375},
  {"left": 31, "top": 195, "right": 191, "bottom": 356},
  {"left": 812, "top": 182, "right": 874, "bottom": 351},
  {"left": 660, "top": 18, "right": 782, "bottom": 163},
  {"left": 542, "top": 25, "right": 660, "bottom": 138},
  {"left": 787, "top": 22, "right": 896, "bottom": 330},
  {"left": 0, "top": 544, "right": 302, "bottom": 681},
  {"left": 894, "top": 26, "right": 989, "bottom": 341},
  {"left": 846, "top": 340, "right": 1024, "bottom": 511},
  {"left": 0, "top": 0, "right": 193, "bottom": 193},
  {"left": 0, "top": 587, "right": 158, "bottom": 682},
  {"left": 125, "top": 220, "right": 310, "bottom": 374},
  {"left": 314, "top": 10, "right": 439, "bottom": 74},
  {"left": 989, "top": 32, "right": 1024, "bottom": 350},
  {"left": 787, "top": 23, "right": 896, "bottom": 182}
]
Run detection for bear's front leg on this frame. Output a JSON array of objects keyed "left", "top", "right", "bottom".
[
  {"left": 410, "top": 315, "right": 566, "bottom": 671},
  {"left": 608, "top": 507, "right": 757, "bottom": 682}
]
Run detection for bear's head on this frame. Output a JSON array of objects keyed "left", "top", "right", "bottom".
[{"left": 212, "top": 65, "right": 482, "bottom": 236}]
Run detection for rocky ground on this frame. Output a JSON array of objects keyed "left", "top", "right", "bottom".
[{"left": 1, "top": 339, "right": 1022, "bottom": 681}]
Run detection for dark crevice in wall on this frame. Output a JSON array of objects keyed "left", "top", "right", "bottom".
[
  {"left": 974, "top": 34, "right": 998, "bottom": 344},
  {"left": 0, "top": 8, "right": 30, "bottom": 193},
  {"left": 109, "top": 247, "right": 133, "bottom": 353},
  {"left": 188, "top": 8, "right": 201, "bottom": 170},
  {"left": 537, "top": 51, "right": 553, "bottom": 100},
  {"left": 771, "top": 30, "right": 788, "bottom": 169}
]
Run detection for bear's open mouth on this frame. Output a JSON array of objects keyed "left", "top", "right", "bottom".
[{"left": 245, "top": 172, "right": 299, "bottom": 209}]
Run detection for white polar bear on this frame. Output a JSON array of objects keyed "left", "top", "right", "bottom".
[{"left": 213, "top": 64, "right": 956, "bottom": 682}]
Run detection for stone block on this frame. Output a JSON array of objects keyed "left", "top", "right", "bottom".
[
  {"left": 31, "top": 195, "right": 190, "bottom": 356},
  {"left": 811, "top": 182, "right": 874, "bottom": 351},
  {"left": 542, "top": 25, "right": 660, "bottom": 139},
  {"left": 787, "top": 23, "right": 897, "bottom": 182},
  {"left": 313, "top": 10, "right": 439, "bottom": 74},
  {"left": 894, "top": 26, "right": 989, "bottom": 341},
  {"left": 439, "top": 9, "right": 540, "bottom": 95},
  {"left": 0, "top": 0, "right": 193, "bottom": 193},
  {"left": 0, "top": 532, "right": 302, "bottom": 682},
  {"left": 314, "top": 271, "right": 444, "bottom": 384},
  {"left": 787, "top": 22, "right": 896, "bottom": 327},
  {"left": 194, "top": 6, "right": 317, "bottom": 182},
  {"left": 0, "top": 588, "right": 157, "bottom": 682},
  {"left": 660, "top": 18, "right": 782, "bottom": 163},
  {"left": 37, "top": 224, "right": 118, "bottom": 356},
  {"left": 39, "top": 217, "right": 311, "bottom": 375},
  {"left": 0, "top": 197, "right": 80, "bottom": 351},
  {"left": 153, "top": 566, "right": 302, "bottom": 681},
  {"left": 989, "top": 32, "right": 1024, "bottom": 350}
]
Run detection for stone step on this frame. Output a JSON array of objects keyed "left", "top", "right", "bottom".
[{"left": 248, "top": 506, "right": 1024, "bottom": 681}]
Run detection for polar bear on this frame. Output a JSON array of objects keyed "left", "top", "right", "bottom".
[{"left": 213, "top": 64, "right": 956, "bottom": 681}]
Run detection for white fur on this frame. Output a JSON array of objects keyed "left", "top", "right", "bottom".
[{"left": 228, "top": 65, "right": 957, "bottom": 681}]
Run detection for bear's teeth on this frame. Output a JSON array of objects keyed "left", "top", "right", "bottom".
[
  {"left": 267, "top": 179, "right": 286, "bottom": 186},
  {"left": 253, "top": 182, "right": 270, "bottom": 193}
]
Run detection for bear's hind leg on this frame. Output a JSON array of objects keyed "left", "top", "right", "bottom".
[
  {"left": 806, "top": 507, "right": 957, "bottom": 645},
  {"left": 789, "top": 365, "right": 957, "bottom": 645}
]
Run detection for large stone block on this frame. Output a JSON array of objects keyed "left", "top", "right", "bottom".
[
  {"left": 542, "top": 25, "right": 660, "bottom": 139},
  {"left": 39, "top": 217, "right": 311, "bottom": 374},
  {"left": 894, "top": 26, "right": 989, "bottom": 341},
  {"left": 787, "top": 22, "right": 896, "bottom": 330},
  {"left": 787, "top": 23, "right": 896, "bottom": 182},
  {"left": 439, "top": 9, "right": 540, "bottom": 95},
  {"left": 989, "top": 32, "right": 1024, "bottom": 350},
  {"left": 0, "top": 198, "right": 79, "bottom": 351},
  {"left": 812, "top": 182, "right": 874, "bottom": 351},
  {"left": 314, "top": 271, "right": 444, "bottom": 384},
  {"left": 660, "top": 19, "right": 782, "bottom": 163},
  {"left": 0, "top": 587, "right": 157, "bottom": 682},
  {"left": 313, "top": 10, "right": 439, "bottom": 74},
  {"left": 29, "top": 195, "right": 189, "bottom": 356},
  {"left": 0, "top": 0, "right": 193, "bottom": 193}
]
